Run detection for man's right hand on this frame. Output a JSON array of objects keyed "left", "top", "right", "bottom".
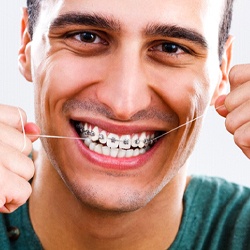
[{"left": 0, "top": 104, "right": 40, "bottom": 213}]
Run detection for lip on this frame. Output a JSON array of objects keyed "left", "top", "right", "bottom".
[
  {"left": 69, "top": 116, "right": 166, "bottom": 135},
  {"left": 69, "top": 119, "right": 165, "bottom": 171}
]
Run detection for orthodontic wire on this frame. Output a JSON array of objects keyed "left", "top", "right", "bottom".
[{"left": 19, "top": 105, "right": 225, "bottom": 146}]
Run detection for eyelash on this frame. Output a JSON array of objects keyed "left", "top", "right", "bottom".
[
  {"left": 151, "top": 42, "right": 190, "bottom": 55},
  {"left": 65, "top": 31, "right": 108, "bottom": 45},
  {"left": 64, "top": 30, "right": 192, "bottom": 61}
]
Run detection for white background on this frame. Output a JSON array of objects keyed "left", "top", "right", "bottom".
[{"left": 0, "top": 1, "right": 249, "bottom": 185}]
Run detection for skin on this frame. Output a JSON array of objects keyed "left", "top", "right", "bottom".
[{"left": 0, "top": 0, "right": 248, "bottom": 249}]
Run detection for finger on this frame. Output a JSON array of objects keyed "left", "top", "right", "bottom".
[
  {"left": 225, "top": 81, "right": 250, "bottom": 112},
  {"left": 225, "top": 100, "right": 250, "bottom": 134},
  {"left": 229, "top": 64, "right": 250, "bottom": 92},
  {"left": 215, "top": 95, "right": 228, "bottom": 117},
  {"left": 0, "top": 170, "right": 32, "bottom": 213},
  {"left": 0, "top": 104, "right": 27, "bottom": 132},
  {"left": 234, "top": 121, "right": 250, "bottom": 159},
  {"left": 0, "top": 122, "right": 33, "bottom": 155},
  {"left": 0, "top": 141, "right": 35, "bottom": 181},
  {"left": 24, "top": 122, "right": 41, "bottom": 142}
]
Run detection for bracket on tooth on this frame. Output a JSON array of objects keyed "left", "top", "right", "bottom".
[
  {"left": 110, "top": 137, "right": 117, "bottom": 143},
  {"left": 135, "top": 139, "right": 140, "bottom": 145},
  {"left": 83, "top": 129, "right": 155, "bottom": 145},
  {"left": 144, "top": 139, "right": 150, "bottom": 146},
  {"left": 99, "top": 134, "right": 104, "bottom": 140},
  {"left": 90, "top": 131, "right": 95, "bottom": 137},
  {"left": 81, "top": 130, "right": 89, "bottom": 138},
  {"left": 123, "top": 139, "right": 130, "bottom": 145}
]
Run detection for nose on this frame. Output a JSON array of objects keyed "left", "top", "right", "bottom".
[{"left": 96, "top": 45, "right": 151, "bottom": 121}]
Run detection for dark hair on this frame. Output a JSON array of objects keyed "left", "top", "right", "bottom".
[
  {"left": 27, "top": 0, "right": 234, "bottom": 60},
  {"left": 27, "top": 0, "right": 40, "bottom": 39},
  {"left": 219, "top": 0, "right": 234, "bottom": 61}
]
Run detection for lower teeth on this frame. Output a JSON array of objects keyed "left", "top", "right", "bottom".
[{"left": 86, "top": 140, "right": 149, "bottom": 158}]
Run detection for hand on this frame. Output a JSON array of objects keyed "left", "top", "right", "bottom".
[
  {"left": 0, "top": 104, "right": 40, "bottom": 213},
  {"left": 216, "top": 64, "right": 250, "bottom": 159}
]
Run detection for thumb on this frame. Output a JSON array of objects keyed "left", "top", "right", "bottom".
[{"left": 24, "top": 123, "right": 41, "bottom": 142}]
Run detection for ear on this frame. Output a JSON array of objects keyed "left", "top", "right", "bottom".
[
  {"left": 210, "top": 35, "right": 234, "bottom": 105},
  {"left": 18, "top": 8, "right": 33, "bottom": 82}
]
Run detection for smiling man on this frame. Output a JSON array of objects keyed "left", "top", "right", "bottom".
[{"left": 0, "top": 0, "right": 250, "bottom": 249}]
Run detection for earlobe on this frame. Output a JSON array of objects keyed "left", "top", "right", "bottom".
[
  {"left": 210, "top": 35, "right": 234, "bottom": 105},
  {"left": 18, "top": 8, "right": 33, "bottom": 82}
]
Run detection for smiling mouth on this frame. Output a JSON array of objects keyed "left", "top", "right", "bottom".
[{"left": 72, "top": 120, "right": 164, "bottom": 158}]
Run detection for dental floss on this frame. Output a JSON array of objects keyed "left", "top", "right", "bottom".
[
  {"left": 19, "top": 105, "right": 224, "bottom": 144},
  {"left": 17, "top": 107, "right": 27, "bottom": 153}
]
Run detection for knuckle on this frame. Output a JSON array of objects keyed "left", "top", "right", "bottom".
[
  {"left": 24, "top": 157, "right": 35, "bottom": 181},
  {"left": 21, "top": 138, "right": 33, "bottom": 156},
  {"left": 234, "top": 126, "right": 250, "bottom": 149},
  {"left": 225, "top": 114, "right": 235, "bottom": 134},
  {"left": 12, "top": 180, "right": 32, "bottom": 208}
]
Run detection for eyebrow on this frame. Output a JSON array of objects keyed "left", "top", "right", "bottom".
[
  {"left": 145, "top": 24, "right": 208, "bottom": 49},
  {"left": 50, "top": 12, "right": 121, "bottom": 31},
  {"left": 50, "top": 12, "right": 208, "bottom": 49}
]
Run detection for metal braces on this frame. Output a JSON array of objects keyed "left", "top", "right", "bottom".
[{"left": 80, "top": 129, "right": 154, "bottom": 146}]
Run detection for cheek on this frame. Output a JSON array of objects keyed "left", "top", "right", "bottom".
[
  {"left": 149, "top": 67, "right": 211, "bottom": 122},
  {"left": 33, "top": 55, "right": 108, "bottom": 123},
  {"left": 37, "top": 55, "right": 107, "bottom": 99}
]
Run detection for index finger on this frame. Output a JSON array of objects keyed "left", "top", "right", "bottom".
[
  {"left": 0, "top": 104, "right": 27, "bottom": 132},
  {"left": 229, "top": 64, "right": 250, "bottom": 91}
]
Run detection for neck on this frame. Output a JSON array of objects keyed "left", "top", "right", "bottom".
[{"left": 29, "top": 147, "right": 188, "bottom": 250}]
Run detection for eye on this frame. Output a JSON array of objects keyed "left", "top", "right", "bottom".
[
  {"left": 148, "top": 41, "right": 195, "bottom": 66},
  {"left": 161, "top": 43, "right": 179, "bottom": 53},
  {"left": 74, "top": 31, "right": 104, "bottom": 44},
  {"left": 151, "top": 42, "right": 188, "bottom": 55},
  {"left": 65, "top": 31, "right": 108, "bottom": 46},
  {"left": 63, "top": 30, "right": 109, "bottom": 54}
]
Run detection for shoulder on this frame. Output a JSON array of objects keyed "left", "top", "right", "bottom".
[
  {"left": 184, "top": 175, "right": 250, "bottom": 224},
  {"left": 186, "top": 175, "right": 250, "bottom": 205},
  {"left": 171, "top": 176, "right": 250, "bottom": 250}
]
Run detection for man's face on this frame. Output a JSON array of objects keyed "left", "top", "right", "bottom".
[{"left": 27, "top": 0, "right": 226, "bottom": 211}]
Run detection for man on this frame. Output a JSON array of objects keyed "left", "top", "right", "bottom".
[{"left": 0, "top": 0, "right": 250, "bottom": 249}]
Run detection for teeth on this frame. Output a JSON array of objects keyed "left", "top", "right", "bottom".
[
  {"left": 110, "top": 148, "right": 119, "bottom": 157},
  {"left": 91, "top": 126, "right": 99, "bottom": 141},
  {"left": 76, "top": 122, "right": 158, "bottom": 158},
  {"left": 84, "top": 138, "right": 92, "bottom": 147},
  {"left": 102, "top": 146, "right": 110, "bottom": 156},
  {"left": 126, "top": 149, "right": 134, "bottom": 158},
  {"left": 139, "top": 148, "right": 146, "bottom": 154},
  {"left": 107, "top": 133, "right": 119, "bottom": 149},
  {"left": 133, "top": 148, "right": 140, "bottom": 157},
  {"left": 119, "top": 135, "right": 131, "bottom": 149},
  {"left": 88, "top": 143, "right": 151, "bottom": 158},
  {"left": 89, "top": 142, "right": 97, "bottom": 151},
  {"left": 99, "top": 131, "right": 107, "bottom": 144},
  {"left": 118, "top": 149, "right": 126, "bottom": 158},
  {"left": 138, "top": 132, "right": 146, "bottom": 148},
  {"left": 131, "top": 134, "right": 139, "bottom": 147},
  {"left": 94, "top": 144, "right": 102, "bottom": 154}
]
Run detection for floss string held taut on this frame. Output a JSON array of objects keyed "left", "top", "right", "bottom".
[{"left": 18, "top": 105, "right": 224, "bottom": 147}]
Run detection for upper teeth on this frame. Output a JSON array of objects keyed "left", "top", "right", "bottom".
[{"left": 76, "top": 122, "right": 155, "bottom": 151}]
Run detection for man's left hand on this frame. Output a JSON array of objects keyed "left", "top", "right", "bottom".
[{"left": 216, "top": 64, "right": 250, "bottom": 159}]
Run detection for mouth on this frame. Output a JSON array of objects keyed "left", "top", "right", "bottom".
[{"left": 71, "top": 120, "right": 164, "bottom": 158}]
